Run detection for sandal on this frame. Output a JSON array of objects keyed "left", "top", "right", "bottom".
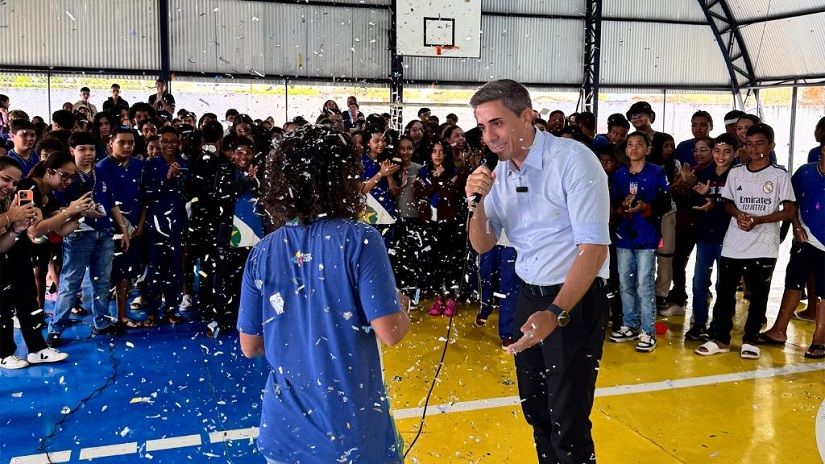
[
  {"left": 695, "top": 340, "right": 731, "bottom": 356},
  {"left": 141, "top": 316, "right": 158, "bottom": 328},
  {"left": 119, "top": 318, "right": 142, "bottom": 329},
  {"left": 756, "top": 332, "right": 786, "bottom": 345},
  {"left": 793, "top": 311, "right": 816, "bottom": 322},
  {"left": 130, "top": 296, "right": 145, "bottom": 310},
  {"left": 164, "top": 313, "right": 183, "bottom": 325},
  {"left": 804, "top": 344, "right": 825, "bottom": 359},
  {"left": 740, "top": 343, "right": 760, "bottom": 359},
  {"left": 71, "top": 306, "right": 88, "bottom": 316}
]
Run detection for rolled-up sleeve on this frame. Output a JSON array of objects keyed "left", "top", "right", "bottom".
[{"left": 563, "top": 150, "right": 611, "bottom": 246}]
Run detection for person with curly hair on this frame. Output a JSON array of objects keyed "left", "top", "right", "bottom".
[{"left": 237, "top": 125, "right": 410, "bottom": 464}]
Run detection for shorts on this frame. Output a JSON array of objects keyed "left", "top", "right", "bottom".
[
  {"left": 784, "top": 241, "right": 825, "bottom": 295},
  {"left": 112, "top": 236, "right": 144, "bottom": 283}
]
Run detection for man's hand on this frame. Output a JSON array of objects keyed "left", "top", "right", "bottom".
[
  {"left": 505, "top": 310, "right": 558, "bottom": 354},
  {"left": 167, "top": 162, "right": 181, "bottom": 180},
  {"left": 693, "top": 181, "right": 710, "bottom": 195},
  {"left": 465, "top": 164, "right": 496, "bottom": 201}
]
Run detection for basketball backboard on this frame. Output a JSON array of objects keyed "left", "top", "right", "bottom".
[{"left": 396, "top": 0, "right": 481, "bottom": 58}]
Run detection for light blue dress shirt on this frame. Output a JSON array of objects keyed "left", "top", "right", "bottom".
[{"left": 483, "top": 130, "right": 611, "bottom": 286}]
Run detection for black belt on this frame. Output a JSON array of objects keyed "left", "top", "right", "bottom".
[{"left": 522, "top": 278, "right": 607, "bottom": 297}]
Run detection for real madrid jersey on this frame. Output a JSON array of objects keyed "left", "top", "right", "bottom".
[{"left": 721, "top": 164, "right": 795, "bottom": 259}]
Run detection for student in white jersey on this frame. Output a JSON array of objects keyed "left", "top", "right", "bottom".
[{"left": 696, "top": 123, "right": 796, "bottom": 360}]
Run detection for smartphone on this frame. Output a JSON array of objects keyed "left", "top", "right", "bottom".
[{"left": 18, "top": 190, "right": 33, "bottom": 206}]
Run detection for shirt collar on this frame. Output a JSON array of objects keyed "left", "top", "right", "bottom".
[{"left": 507, "top": 129, "right": 545, "bottom": 174}]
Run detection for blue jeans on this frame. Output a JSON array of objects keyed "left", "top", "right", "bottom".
[
  {"left": 617, "top": 248, "right": 656, "bottom": 335},
  {"left": 49, "top": 230, "right": 115, "bottom": 333},
  {"left": 691, "top": 241, "right": 722, "bottom": 327}
]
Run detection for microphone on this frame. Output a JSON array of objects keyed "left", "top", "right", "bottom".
[{"left": 468, "top": 150, "right": 499, "bottom": 219}]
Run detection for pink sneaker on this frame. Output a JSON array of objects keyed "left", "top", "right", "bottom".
[
  {"left": 428, "top": 296, "right": 444, "bottom": 316},
  {"left": 443, "top": 297, "right": 457, "bottom": 317}
]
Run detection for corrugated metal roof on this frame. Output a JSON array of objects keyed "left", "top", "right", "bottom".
[
  {"left": 727, "top": 0, "right": 825, "bottom": 23},
  {"left": 169, "top": 0, "right": 389, "bottom": 79},
  {"left": 170, "top": 0, "right": 269, "bottom": 76},
  {"left": 404, "top": 15, "right": 583, "bottom": 84},
  {"left": 739, "top": 11, "right": 825, "bottom": 80},
  {"left": 305, "top": 0, "right": 390, "bottom": 5},
  {"left": 600, "top": 22, "right": 731, "bottom": 87},
  {"left": 0, "top": 0, "right": 160, "bottom": 70},
  {"left": 481, "top": 0, "right": 584, "bottom": 16},
  {"left": 602, "top": 0, "right": 706, "bottom": 22}
]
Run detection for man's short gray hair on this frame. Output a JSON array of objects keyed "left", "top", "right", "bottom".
[{"left": 470, "top": 79, "right": 533, "bottom": 117}]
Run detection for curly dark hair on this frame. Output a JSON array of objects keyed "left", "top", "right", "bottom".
[{"left": 263, "top": 125, "right": 365, "bottom": 228}]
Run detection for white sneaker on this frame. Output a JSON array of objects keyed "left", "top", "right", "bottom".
[
  {"left": 658, "top": 304, "right": 685, "bottom": 317},
  {"left": 609, "top": 326, "right": 640, "bottom": 342},
  {"left": 179, "top": 294, "right": 194, "bottom": 312},
  {"left": 0, "top": 354, "right": 30, "bottom": 369},
  {"left": 27, "top": 347, "right": 69, "bottom": 364},
  {"left": 636, "top": 332, "right": 657, "bottom": 352}
]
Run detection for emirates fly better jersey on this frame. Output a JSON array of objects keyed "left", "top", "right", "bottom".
[{"left": 721, "top": 164, "right": 795, "bottom": 259}]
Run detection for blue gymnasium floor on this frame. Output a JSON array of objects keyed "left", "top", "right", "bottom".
[{"left": 1, "top": 284, "right": 271, "bottom": 464}]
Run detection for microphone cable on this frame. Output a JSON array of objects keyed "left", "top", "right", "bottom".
[{"left": 402, "top": 209, "right": 477, "bottom": 459}]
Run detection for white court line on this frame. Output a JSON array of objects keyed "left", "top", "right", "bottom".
[
  {"left": 77, "top": 442, "right": 137, "bottom": 460},
  {"left": 9, "top": 451, "right": 71, "bottom": 464},
  {"left": 145, "top": 434, "right": 202, "bottom": 452},
  {"left": 816, "top": 400, "right": 825, "bottom": 462},
  {"left": 209, "top": 426, "right": 259, "bottom": 443},
  {"left": 393, "top": 362, "right": 825, "bottom": 420}
]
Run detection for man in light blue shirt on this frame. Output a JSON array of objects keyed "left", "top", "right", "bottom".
[{"left": 466, "top": 80, "right": 611, "bottom": 464}]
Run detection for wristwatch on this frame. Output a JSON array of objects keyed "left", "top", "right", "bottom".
[{"left": 547, "top": 304, "right": 570, "bottom": 327}]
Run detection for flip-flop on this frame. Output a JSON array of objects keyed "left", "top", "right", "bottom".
[
  {"left": 793, "top": 311, "right": 816, "bottom": 322},
  {"left": 695, "top": 340, "right": 731, "bottom": 356},
  {"left": 119, "top": 318, "right": 142, "bottom": 329},
  {"left": 740, "top": 343, "right": 760, "bottom": 359},
  {"left": 804, "top": 344, "right": 825, "bottom": 359},
  {"left": 756, "top": 332, "right": 786, "bottom": 345}
]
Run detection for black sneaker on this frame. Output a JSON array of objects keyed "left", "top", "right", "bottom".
[
  {"left": 656, "top": 296, "right": 669, "bottom": 310},
  {"left": 46, "top": 332, "right": 61, "bottom": 348},
  {"left": 92, "top": 323, "right": 124, "bottom": 336},
  {"left": 609, "top": 326, "right": 640, "bottom": 343},
  {"left": 684, "top": 325, "right": 708, "bottom": 341}
]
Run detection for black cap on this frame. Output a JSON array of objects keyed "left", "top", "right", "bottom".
[{"left": 626, "top": 101, "right": 655, "bottom": 122}]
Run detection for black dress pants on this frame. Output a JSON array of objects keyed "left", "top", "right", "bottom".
[{"left": 514, "top": 280, "right": 609, "bottom": 464}]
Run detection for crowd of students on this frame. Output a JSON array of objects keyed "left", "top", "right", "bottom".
[{"left": 0, "top": 82, "right": 822, "bottom": 369}]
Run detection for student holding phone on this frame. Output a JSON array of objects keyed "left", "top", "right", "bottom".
[
  {"left": 0, "top": 152, "right": 88, "bottom": 368},
  {"left": 47, "top": 132, "right": 121, "bottom": 346}
]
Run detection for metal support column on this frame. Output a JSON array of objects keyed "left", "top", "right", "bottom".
[
  {"left": 47, "top": 71, "right": 52, "bottom": 117},
  {"left": 788, "top": 85, "right": 798, "bottom": 171},
  {"left": 389, "top": 0, "right": 404, "bottom": 131},
  {"left": 696, "top": 0, "right": 757, "bottom": 109},
  {"left": 582, "top": 0, "right": 603, "bottom": 118},
  {"left": 158, "top": 0, "right": 171, "bottom": 83},
  {"left": 285, "top": 80, "right": 290, "bottom": 122}
]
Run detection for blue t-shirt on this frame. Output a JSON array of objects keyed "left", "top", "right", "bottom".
[
  {"left": 675, "top": 139, "right": 695, "bottom": 166},
  {"left": 611, "top": 162, "right": 670, "bottom": 249},
  {"left": 53, "top": 167, "right": 113, "bottom": 232},
  {"left": 808, "top": 146, "right": 822, "bottom": 163},
  {"left": 361, "top": 153, "right": 397, "bottom": 219},
  {"left": 592, "top": 134, "right": 610, "bottom": 154},
  {"left": 792, "top": 162, "right": 825, "bottom": 246},
  {"left": 7, "top": 150, "right": 39, "bottom": 177},
  {"left": 237, "top": 219, "right": 403, "bottom": 463},
  {"left": 97, "top": 156, "right": 144, "bottom": 227}
]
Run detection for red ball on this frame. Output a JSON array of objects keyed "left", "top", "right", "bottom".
[{"left": 654, "top": 322, "right": 668, "bottom": 335}]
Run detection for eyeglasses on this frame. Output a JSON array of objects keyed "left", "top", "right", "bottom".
[
  {"left": 51, "top": 169, "right": 77, "bottom": 181},
  {"left": 629, "top": 113, "right": 646, "bottom": 120}
]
